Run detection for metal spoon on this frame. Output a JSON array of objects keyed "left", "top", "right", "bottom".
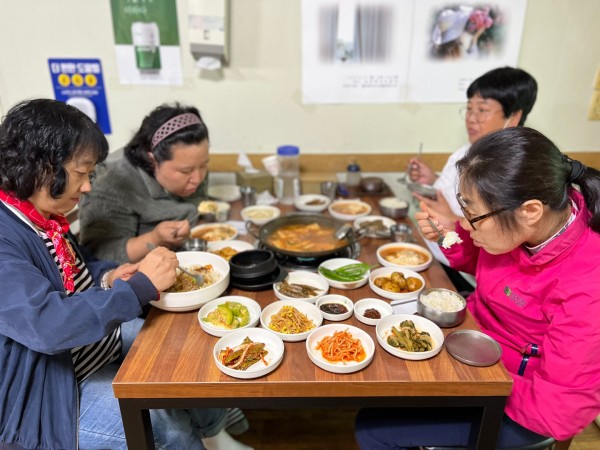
[
  {"left": 334, "top": 224, "right": 353, "bottom": 240},
  {"left": 426, "top": 217, "right": 445, "bottom": 246},
  {"left": 146, "top": 243, "right": 204, "bottom": 286},
  {"left": 398, "top": 142, "right": 423, "bottom": 185}
]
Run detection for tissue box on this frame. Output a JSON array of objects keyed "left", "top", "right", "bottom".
[{"left": 236, "top": 170, "right": 273, "bottom": 194}]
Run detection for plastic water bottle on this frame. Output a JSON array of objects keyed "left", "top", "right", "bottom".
[
  {"left": 274, "top": 145, "right": 301, "bottom": 205},
  {"left": 346, "top": 160, "right": 361, "bottom": 187}
]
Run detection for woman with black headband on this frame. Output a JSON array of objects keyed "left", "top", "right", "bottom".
[
  {"left": 79, "top": 103, "right": 210, "bottom": 264},
  {"left": 78, "top": 103, "right": 251, "bottom": 439},
  {"left": 356, "top": 127, "right": 600, "bottom": 448}
]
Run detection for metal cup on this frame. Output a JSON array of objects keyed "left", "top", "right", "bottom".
[
  {"left": 240, "top": 185, "right": 256, "bottom": 206},
  {"left": 182, "top": 238, "right": 207, "bottom": 252},
  {"left": 320, "top": 181, "right": 338, "bottom": 200},
  {"left": 390, "top": 223, "right": 413, "bottom": 242}
]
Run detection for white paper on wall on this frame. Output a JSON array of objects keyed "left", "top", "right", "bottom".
[{"left": 302, "top": 0, "right": 528, "bottom": 104}]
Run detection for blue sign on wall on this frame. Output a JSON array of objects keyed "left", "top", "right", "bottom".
[{"left": 48, "top": 58, "right": 111, "bottom": 134}]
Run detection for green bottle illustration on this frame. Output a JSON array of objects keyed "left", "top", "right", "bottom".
[{"left": 131, "top": 22, "right": 161, "bottom": 71}]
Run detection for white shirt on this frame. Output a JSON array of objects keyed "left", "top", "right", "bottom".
[{"left": 425, "top": 144, "right": 476, "bottom": 288}]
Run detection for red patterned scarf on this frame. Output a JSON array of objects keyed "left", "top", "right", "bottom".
[{"left": 0, "top": 189, "right": 80, "bottom": 291}]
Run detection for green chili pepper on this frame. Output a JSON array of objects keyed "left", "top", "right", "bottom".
[{"left": 318, "top": 263, "right": 371, "bottom": 282}]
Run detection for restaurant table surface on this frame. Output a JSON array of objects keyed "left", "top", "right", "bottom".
[{"left": 113, "top": 196, "right": 513, "bottom": 450}]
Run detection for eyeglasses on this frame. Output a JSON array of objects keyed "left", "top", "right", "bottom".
[
  {"left": 458, "top": 106, "right": 503, "bottom": 123},
  {"left": 67, "top": 169, "right": 97, "bottom": 183},
  {"left": 456, "top": 192, "right": 510, "bottom": 230}
]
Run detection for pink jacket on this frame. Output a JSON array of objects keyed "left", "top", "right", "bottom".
[{"left": 443, "top": 190, "right": 600, "bottom": 440}]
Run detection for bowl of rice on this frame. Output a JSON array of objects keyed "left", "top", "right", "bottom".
[{"left": 417, "top": 288, "right": 467, "bottom": 328}]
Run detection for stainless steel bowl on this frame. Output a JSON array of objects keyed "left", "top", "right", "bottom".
[
  {"left": 379, "top": 197, "right": 409, "bottom": 219},
  {"left": 417, "top": 288, "right": 467, "bottom": 328}
]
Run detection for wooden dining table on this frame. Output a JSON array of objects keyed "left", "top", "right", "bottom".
[{"left": 112, "top": 195, "right": 513, "bottom": 450}]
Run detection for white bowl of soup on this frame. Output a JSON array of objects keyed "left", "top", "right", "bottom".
[
  {"left": 376, "top": 242, "right": 432, "bottom": 272},
  {"left": 152, "top": 251, "right": 230, "bottom": 312},
  {"left": 328, "top": 200, "right": 371, "bottom": 221}
]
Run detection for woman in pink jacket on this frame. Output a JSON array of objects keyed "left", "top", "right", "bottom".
[{"left": 355, "top": 127, "right": 600, "bottom": 448}]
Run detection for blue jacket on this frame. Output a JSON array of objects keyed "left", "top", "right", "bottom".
[{"left": 0, "top": 202, "right": 157, "bottom": 449}]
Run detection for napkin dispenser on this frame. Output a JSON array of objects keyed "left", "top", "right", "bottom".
[{"left": 236, "top": 170, "right": 273, "bottom": 195}]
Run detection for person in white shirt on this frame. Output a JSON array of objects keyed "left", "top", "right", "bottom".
[{"left": 408, "top": 66, "right": 538, "bottom": 292}]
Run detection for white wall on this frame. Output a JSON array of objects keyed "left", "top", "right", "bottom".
[{"left": 0, "top": 0, "right": 599, "bottom": 156}]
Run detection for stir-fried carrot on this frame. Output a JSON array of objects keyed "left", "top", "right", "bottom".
[{"left": 315, "top": 330, "right": 366, "bottom": 364}]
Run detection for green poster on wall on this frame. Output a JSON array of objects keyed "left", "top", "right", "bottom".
[{"left": 110, "top": 0, "right": 182, "bottom": 85}]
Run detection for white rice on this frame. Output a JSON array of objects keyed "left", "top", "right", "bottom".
[
  {"left": 442, "top": 231, "right": 463, "bottom": 249},
  {"left": 420, "top": 290, "right": 464, "bottom": 312}
]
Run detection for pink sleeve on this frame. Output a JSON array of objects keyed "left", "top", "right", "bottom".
[
  {"left": 441, "top": 222, "right": 479, "bottom": 275},
  {"left": 505, "top": 289, "right": 600, "bottom": 439}
]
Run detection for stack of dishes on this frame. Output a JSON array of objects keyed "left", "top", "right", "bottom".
[{"left": 229, "top": 250, "right": 286, "bottom": 291}]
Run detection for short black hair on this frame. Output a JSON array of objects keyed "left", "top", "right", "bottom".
[
  {"left": 124, "top": 103, "right": 209, "bottom": 177},
  {"left": 467, "top": 67, "right": 538, "bottom": 125},
  {"left": 0, "top": 98, "right": 108, "bottom": 199}
]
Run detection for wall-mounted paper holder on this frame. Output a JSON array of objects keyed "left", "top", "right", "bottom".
[{"left": 189, "top": 0, "right": 229, "bottom": 71}]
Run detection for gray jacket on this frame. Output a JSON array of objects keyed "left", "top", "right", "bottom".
[{"left": 79, "top": 156, "right": 206, "bottom": 263}]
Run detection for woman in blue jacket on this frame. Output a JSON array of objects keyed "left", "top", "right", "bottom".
[{"left": 0, "top": 99, "right": 252, "bottom": 450}]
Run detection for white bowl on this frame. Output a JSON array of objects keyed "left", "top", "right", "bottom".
[
  {"left": 353, "top": 215, "right": 396, "bottom": 238},
  {"left": 198, "top": 296, "right": 261, "bottom": 337},
  {"left": 317, "top": 258, "right": 370, "bottom": 290},
  {"left": 376, "top": 314, "right": 444, "bottom": 360},
  {"left": 368, "top": 266, "right": 425, "bottom": 302},
  {"left": 206, "top": 240, "right": 254, "bottom": 261},
  {"left": 316, "top": 295, "right": 354, "bottom": 321},
  {"left": 191, "top": 223, "right": 238, "bottom": 242},
  {"left": 328, "top": 200, "right": 372, "bottom": 221},
  {"left": 240, "top": 205, "right": 281, "bottom": 225},
  {"left": 260, "top": 300, "right": 323, "bottom": 342},
  {"left": 273, "top": 270, "right": 329, "bottom": 303},
  {"left": 294, "top": 194, "right": 331, "bottom": 212},
  {"left": 306, "top": 324, "right": 375, "bottom": 374},
  {"left": 213, "top": 328, "right": 284, "bottom": 379},
  {"left": 152, "top": 251, "right": 230, "bottom": 312},
  {"left": 376, "top": 242, "right": 433, "bottom": 272},
  {"left": 353, "top": 298, "right": 394, "bottom": 326},
  {"left": 208, "top": 184, "right": 242, "bottom": 202},
  {"left": 197, "top": 200, "right": 231, "bottom": 221}
]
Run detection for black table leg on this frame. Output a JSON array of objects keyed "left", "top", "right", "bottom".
[{"left": 118, "top": 399, "right": 155, "bottom": 450}]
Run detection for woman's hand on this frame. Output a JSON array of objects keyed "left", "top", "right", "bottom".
[
  {"left": 152, "top": 220, "right": 191, "bottom": 248},
  {"left": 107, "top": 263, "right": 140, "bottom": 287},
  {"left": 413, "top": 189, "right": 458, "bottom": 225},
  {"left": 137, "top": 246, "right": 179, "bottom": 292},
  {"left": 407, "top": 158, "right": 437, "bottom": 185},
  {"left": 415, "top": 206, "right": 445, "bottom": 243},
  {"left": 126, "top": 220, "right": 190, "bottom": 264}
]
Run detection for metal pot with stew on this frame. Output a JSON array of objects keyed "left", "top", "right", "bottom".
[{"left": 246, "top": 213, "right": 364, "bottom": 258}]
